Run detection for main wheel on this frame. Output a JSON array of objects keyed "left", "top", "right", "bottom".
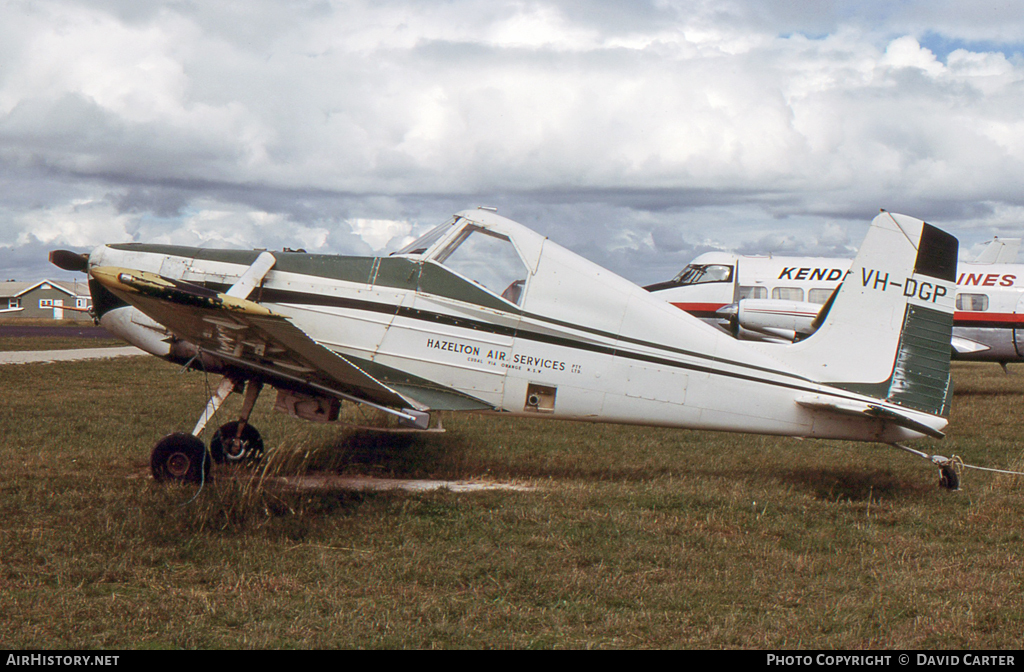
[
  {"left": 151, "top": 433, "right": 211, "bottom": 484},
  {"left": 209, "top": 421, "right": 264, "bottom": 465}
]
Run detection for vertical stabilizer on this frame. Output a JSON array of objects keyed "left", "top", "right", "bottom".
[
  {"left": 777, "top": 211, "right": 958, "bottom": 417},
  {"left": 974, "top": 236, "right": 1020, "bottom": 264}
]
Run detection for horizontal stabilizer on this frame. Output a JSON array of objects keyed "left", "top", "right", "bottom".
[
  {"left": 796, "top": 394, "right": 945, "bottom": 439},
  {"left": 951, "top": 335, "right": 990, "bottom": 354}
]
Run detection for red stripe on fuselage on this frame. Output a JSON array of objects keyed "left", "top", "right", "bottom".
[
  {"left": 670, "top": 302, "right": 1024, "bottom": 330},
  {"left": 670, "top": 302, "right": 727, "bottom": 318},
  {"left": 670, "top": 302, "right": 727, "bottom": 313},
  {"left": 953, "top": 312, "right": 1024, "bottom": 328}
]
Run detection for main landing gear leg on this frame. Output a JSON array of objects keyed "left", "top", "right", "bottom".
[
  {"left": 150, "top": 376, "right": 242, "bottom": 483},
  {"left": 210, "top": 381, "right": 264, "bottom": 464}
]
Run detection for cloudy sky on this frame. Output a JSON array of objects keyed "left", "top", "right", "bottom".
[{"left": 3, "top": 0, "right": 1024, "bottom": 285}]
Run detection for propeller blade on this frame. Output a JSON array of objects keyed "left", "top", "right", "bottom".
[
  {"left": 715, "top": 303, "right": 739, "bottom": 337},
  {"left": 49, "top": 250, "right": 90, "bottom": 272}
]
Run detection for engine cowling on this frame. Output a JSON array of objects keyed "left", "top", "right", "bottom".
[{"left": 716, "top": 299, "right": 824, "bottom": 342}]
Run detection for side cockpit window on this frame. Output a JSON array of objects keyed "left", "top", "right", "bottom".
[
  {"left": 434, "top": 226, "right": 529, "bottom": 305},
  {"left": 674, "top": 264, "right": 734, "bottom": 285}
]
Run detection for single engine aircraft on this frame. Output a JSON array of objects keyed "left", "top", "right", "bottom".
[
  {"left": 51, "top": 208, "right": 962, "bottom": 488},
  {"left": 648, "top": 236, "right": 1023, "bottom": 363}
]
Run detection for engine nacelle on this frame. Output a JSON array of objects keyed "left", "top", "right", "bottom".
[{"left": 717, "top": 299, "right": 824, "bottom": 342}]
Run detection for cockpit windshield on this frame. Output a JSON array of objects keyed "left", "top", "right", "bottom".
[
  {"left": 433, "top": 225, "right": 529, "bottom": 305},
  {"left": 393, "top": 219, "right": 455, "bottom": 256},
  {"left": 672, "top": 263, "right": 734, "bottom": 285}
]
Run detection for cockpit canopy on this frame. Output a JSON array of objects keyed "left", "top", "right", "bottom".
[
  {"left": 434, "top": 225, "right": 528, "bottom": 305},
  {"left": 393, "top": 212, "right": 532, "bottom": 306},
  {"left": 643, "top": 258, "right": 735, "bottom": 293},
  {"left": 389, "top": 208, "right": 689, "bottom": 338}
]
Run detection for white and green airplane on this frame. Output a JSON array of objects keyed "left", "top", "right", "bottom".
[{"left": 51, "top": 209, "right": 961, "bottom": 488}]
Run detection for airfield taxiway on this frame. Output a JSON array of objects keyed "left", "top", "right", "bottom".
[{"left": 0, "top": 346, "right": 146, "bottom": 365}]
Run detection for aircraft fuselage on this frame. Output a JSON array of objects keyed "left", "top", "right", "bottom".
[{"left": 85, "top": 210, "right": 949, "bottom": 444}]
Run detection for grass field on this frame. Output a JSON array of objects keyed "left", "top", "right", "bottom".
[
  {"left": 1, "top": 356, "right": 1022, "bottom": 649},
  {"left": 0, "top": 336, "right": 126, "bottom": 351},
  {"left": 0, "top": 322, "right": 125, "bottom": 351}
]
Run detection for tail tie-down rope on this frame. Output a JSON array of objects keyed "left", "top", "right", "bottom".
[{"left": 894, "top": 443, "right": 1024, "bottom": 490}]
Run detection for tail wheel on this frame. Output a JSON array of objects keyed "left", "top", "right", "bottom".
[
  {"left": 151, "top": 433, "right": 211, "bottom": 483},
  {"left": 210, "top": 421, "right": 264, "bottom": 465},
  {"left": 939, "top": 464, "right": 960, "bottom": 491}
]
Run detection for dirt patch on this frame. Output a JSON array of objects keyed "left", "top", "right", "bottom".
[{"left": 271, "top": 474, "right": 536, "bottom": 493}]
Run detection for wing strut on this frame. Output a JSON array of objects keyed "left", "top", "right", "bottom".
[
  {"left": 192, "top": 377, "right": 238, "bottom": 437},
  {"left": 225, "top": 251, "right": 276, "bottom": 299}
]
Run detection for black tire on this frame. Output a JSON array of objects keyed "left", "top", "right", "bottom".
[
  {"left": 151, "top": 433, "right": 211, "bottom": 484},
  {"left": 939, "top": 464, "right": 960, "bottom": 491},
  {"left": 209, "top": 421, "right": 264, "bottom": 465}
]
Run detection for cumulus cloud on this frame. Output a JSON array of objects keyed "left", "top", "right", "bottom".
[{"left": 1, "top": 1, "right": 1024, "bottom": 283}]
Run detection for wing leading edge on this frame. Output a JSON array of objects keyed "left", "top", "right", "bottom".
[{"left": 89, "top": 266, "right": 429, "bottom": 418}]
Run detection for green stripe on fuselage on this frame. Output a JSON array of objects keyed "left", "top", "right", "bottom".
[{"left": 109, "top": 244, "right": 518, "bottom": 313}]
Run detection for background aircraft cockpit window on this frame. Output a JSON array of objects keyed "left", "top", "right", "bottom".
[
  {"left": 674, "top": 264, "right": 734, "bottom": 285},
  {"left": 393, "top": 220, "right": 454, "bottom": 256},
  {"left": 772, "top": 287, "right": 804, "bottom": 301},
  {"left": 956, "top": 293, "right": 989, "bottom": 311},
  {"left": 808, "top": 288, "right": 833, "bottom": 304},
  {"left": 434, "top": 226, "right": 529, "bottom": 305},
  {"left": 739, "top": 286, "right": 767, "bottom": 299}
]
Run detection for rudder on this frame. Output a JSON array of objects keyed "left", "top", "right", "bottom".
[{"left": 775, "top": 211, "right": 958, "bottom": 417}]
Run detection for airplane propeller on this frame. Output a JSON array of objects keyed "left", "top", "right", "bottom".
[
  {"left": 49, "top": 250, "right": 90, "bottom": 273},
  {"left": 715, "top": 303, "right": 740, "bottom": 337}
]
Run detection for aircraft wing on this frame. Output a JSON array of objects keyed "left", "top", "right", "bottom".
[{"left": 90, "top": 266, "right": 426, "bottom": 414}]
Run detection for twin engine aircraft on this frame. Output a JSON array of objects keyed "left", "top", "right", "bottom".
[
  {"left": 648, "top": 230, "right": 1021, "bottom": 364},
  {"left": 51, "top": 208, "right": 963, "bottom": 488}
]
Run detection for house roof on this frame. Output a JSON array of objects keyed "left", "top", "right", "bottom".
[{"left": 0, "top": 280, "right": 89, "bottom": 298}]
